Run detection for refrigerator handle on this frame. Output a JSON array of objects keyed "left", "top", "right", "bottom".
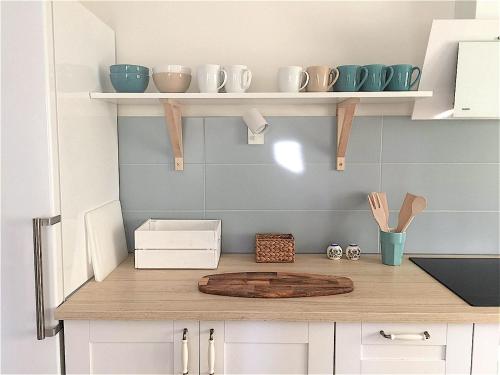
[{"left": 33, "top": 215, "right": 63, "bottom": 340}]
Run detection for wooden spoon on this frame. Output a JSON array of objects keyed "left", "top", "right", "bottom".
[
  {"left": 368, "top": 192, "right": 390, "bottom": 232},
  {"left": 396, "top": 193, "right": 427, "bottom": 232},
  {"left": 400, "top": 196, "right": 427, "bottom": 232}
]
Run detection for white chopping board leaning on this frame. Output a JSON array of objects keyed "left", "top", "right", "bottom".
[{"left": 85, "top": 200, "right": 128, "bottom": 281}]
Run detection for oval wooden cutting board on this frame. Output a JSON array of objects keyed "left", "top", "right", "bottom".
[{"left": 198, "top": 272, "right": 354, "bottom": 298}]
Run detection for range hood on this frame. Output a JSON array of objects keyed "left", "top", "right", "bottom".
[
  {"left": 453, "top": 40, "right": 500, "bottom": 118},
  {"left": 412, "top": 19, "right": 500, "bottom": 120}
]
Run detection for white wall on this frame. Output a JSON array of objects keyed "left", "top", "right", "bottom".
[
  {"left": 83, "top": 0, "right": 455, "bottom": 94},
  {"left": 1, "top": 2, "right": 62, "bottom": 373},
  {"left": 455, "top": 0, "right": 500, "bottom": 19}
]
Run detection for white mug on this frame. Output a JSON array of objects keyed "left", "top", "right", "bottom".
[
  {"left": 197, "top": 64, "right": 227, "bottom": 93},
  {"left": 224, "top": 65, "right": 252, "bottom": 93},
  {"left": 278, "top": 66, "right": 309, "bottom": 92}
]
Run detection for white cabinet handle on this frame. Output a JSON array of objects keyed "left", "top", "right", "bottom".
[
  {"left": 182, "top": 328, "right": 189, "bottom": 375},
  {"left": 208, "top": 329, "right": 215, "bottom": 375},
  {"left": 379, "top": 330, "right": 430, "bottom": 341}
]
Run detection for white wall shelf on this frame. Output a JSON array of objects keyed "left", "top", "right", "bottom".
[
  {"left": 90, "top": 91, "right": 433, "bottom": 172},
  {"left": 90, "top": 91, "right": 432, "bottom": 105}
]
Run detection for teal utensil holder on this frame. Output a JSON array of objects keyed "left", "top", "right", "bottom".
[{"left": 380, "top": 230, "right": 406, "bottom": 266}]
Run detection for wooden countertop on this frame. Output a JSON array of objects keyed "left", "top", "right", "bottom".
[{"left": 55, "top": 254, "right": 500, "bottom": 323}]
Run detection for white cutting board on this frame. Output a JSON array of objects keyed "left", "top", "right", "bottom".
[{"left": 85, "top": 200, "right": 128, "bottom": 282}]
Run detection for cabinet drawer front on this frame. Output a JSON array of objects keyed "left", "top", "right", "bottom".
[
  {"left": 90, "top": 320, "right": 174, "bottom": 342},
  {"left": 362, "top": 323, "right": 447, "bottom": 345},
  {"left": 225, "top": 321, "right": 309, "bottom": 343},
  {"left": 363, "top": 344, "right": 445, "bottom": 360},
  {"left": 362, "top": 359, "right": 445, "bottom": 374},
  {"left": 225, "top": 343, "right": 308, "bottom": 374},
  {"left": 91, "top": 342, "right": 174, "bottom": 374}
]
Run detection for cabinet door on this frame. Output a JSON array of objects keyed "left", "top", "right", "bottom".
[
  {"left": 471, "top": 324, "right": 500, "bottom": 375},
  {"left": 336, "top": 322, "right": 473, "bottom": 375},
  {"left": 199, "top": 321, "right": 334, "bottom": 375},
  {"left": 65, "top": 320, "right": 199, "bottom": 374}
]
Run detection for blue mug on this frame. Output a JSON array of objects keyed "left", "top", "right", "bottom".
[
  {"left": 334, "top": 65, "right": 368, "bottom": 92},
  {"left": 360, "top": 64, "right": 394, "bottom": 92},
  {"left": 386, "top": 64, "right": 421, "bottom": 91}
]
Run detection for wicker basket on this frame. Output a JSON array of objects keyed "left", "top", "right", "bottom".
[{"left": 255, "top": 233, "right": 295, "bottom": 263}]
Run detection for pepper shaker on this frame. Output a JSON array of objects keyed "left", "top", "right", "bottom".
[
  {"left": 346, "top": 244, "right": 361, "bottom": 260},
  {"left": 326, "top": 243, "right": 343, "bottom": 260}
]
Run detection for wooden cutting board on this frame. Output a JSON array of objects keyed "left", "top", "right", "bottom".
[{"left": 198, "top": 272, "right": 354, "bottom": 298}]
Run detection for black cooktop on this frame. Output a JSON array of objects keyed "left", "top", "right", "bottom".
[{"left": 410, "top": 257, "right": 500, "bottom": 307}]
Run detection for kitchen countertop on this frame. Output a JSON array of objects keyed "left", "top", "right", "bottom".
[{"left": 55, "top": 254, "right": 500, "bottom": 323}]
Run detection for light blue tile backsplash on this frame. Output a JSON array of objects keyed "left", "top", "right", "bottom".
[{"left": 119, "top": 116, "right": 500, "bottom": 254}]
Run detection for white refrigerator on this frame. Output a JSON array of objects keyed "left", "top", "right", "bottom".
[{"left": 1, "top": 2, "right": 118, "bottom": 373}]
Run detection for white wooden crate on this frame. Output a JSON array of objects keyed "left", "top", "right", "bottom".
[{"left": 134, "top": 219, "right": 221, "bottom": 269}]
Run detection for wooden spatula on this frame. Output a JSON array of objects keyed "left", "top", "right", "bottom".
[
  {"left": 396, "top": 193, "right": 427, "bottom": 232},
  {"left": 368, "top": 192, "right": 390, "bottom": 232}
]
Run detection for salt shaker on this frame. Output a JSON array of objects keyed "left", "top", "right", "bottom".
[
  {"left": 346, "top": 244, "right": 361, "bottom": 260},
  {"left": 326, "top": 244, "right": 343, "bottom": 260}
]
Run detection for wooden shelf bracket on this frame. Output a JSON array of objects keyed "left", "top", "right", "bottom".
[
  {"left": 162, "top": 100, "right": 184, "bottom": 171},
  {"left": 336, "top": 98, "right": 360, "bottom": 171}
]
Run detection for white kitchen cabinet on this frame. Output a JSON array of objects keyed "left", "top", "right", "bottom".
[
  {"left": 65, "top": 320, "right": 333, "bottom": 375},
  {"left": 336, "top": 322, "right": 474, "bottom": 374},
  {"left": 65, "top": 320, "right": 495, "bottom": 375},
  {"left": 199, "top": 321, "right": 334, "bottom": 375},
  {"left": 65, "top": 320, "right": 199, "bottom": 374},
  {"left": 471, "top": 324, "right": 500, "bottom": 375}
]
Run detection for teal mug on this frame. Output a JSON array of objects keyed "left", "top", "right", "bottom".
[
  {"left": 334, "top": 65, "right": 368, "bottom": 92},
  {"left": 361, "top": 64, "right": 394, "bottom": 92},
  {"left": 380, "top": 230, "right": 406, "bottom": 266},
  {"left": 386, "top": 64, "right": 421, "bottom": 91}
]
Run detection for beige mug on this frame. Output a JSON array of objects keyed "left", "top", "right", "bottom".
[{"left": 306, "top": 66, "right": 339, "bottom": 92}]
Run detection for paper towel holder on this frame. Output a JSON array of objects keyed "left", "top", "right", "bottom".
[{"left": 243, "top": 108, "right": 268, "bottom": 145}]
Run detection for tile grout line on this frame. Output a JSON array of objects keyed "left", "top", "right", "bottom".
[
  {"left": 377, "top": 116, "right": 384, "bottom": 253},
  {"left": 379, "top": 116, "right": 384, "bottom": 192},
  {"left": 118, "top": 162, "right": 500, "bottom": 166},
  {"left": 203, "top": 117, "right": 207, "bottom": 219},
  {"left": 121, "top": 209, "right": 500, "bottom": 213}
]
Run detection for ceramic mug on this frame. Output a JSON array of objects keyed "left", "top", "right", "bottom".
[
  {"left": 278, "top": 66, "right": 309, "bottom": 92},
  {"left": 197, "top": 64, "right": 227, "bottom": 93},
  {"left": 225, "top": 65, "right": 252, "bottom": 93},
  {"left": 334, "top": 65, "right": 368, "bottom": 92},
  {"left": 386, "top": 64, "right": 421, "bottom": 91},
  {"left": 360, "top": 64, "right": 394, "bottom": 92},
  {"left": 305, "top": 66, "right": 339, "bottom": 92}
]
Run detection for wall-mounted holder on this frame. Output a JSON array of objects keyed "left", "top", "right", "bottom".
[
  {"left": 162, "top": 100, "right": 184, "bottom": 171},
  {"left": 248, "top": 128, "right": 265, "bottom": 144},
  {"left": 243, "top": 108, "right": 268, "bottom": 145},
  {"left": 336, "top": 98, "right": 360, "bottom": 171}
]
